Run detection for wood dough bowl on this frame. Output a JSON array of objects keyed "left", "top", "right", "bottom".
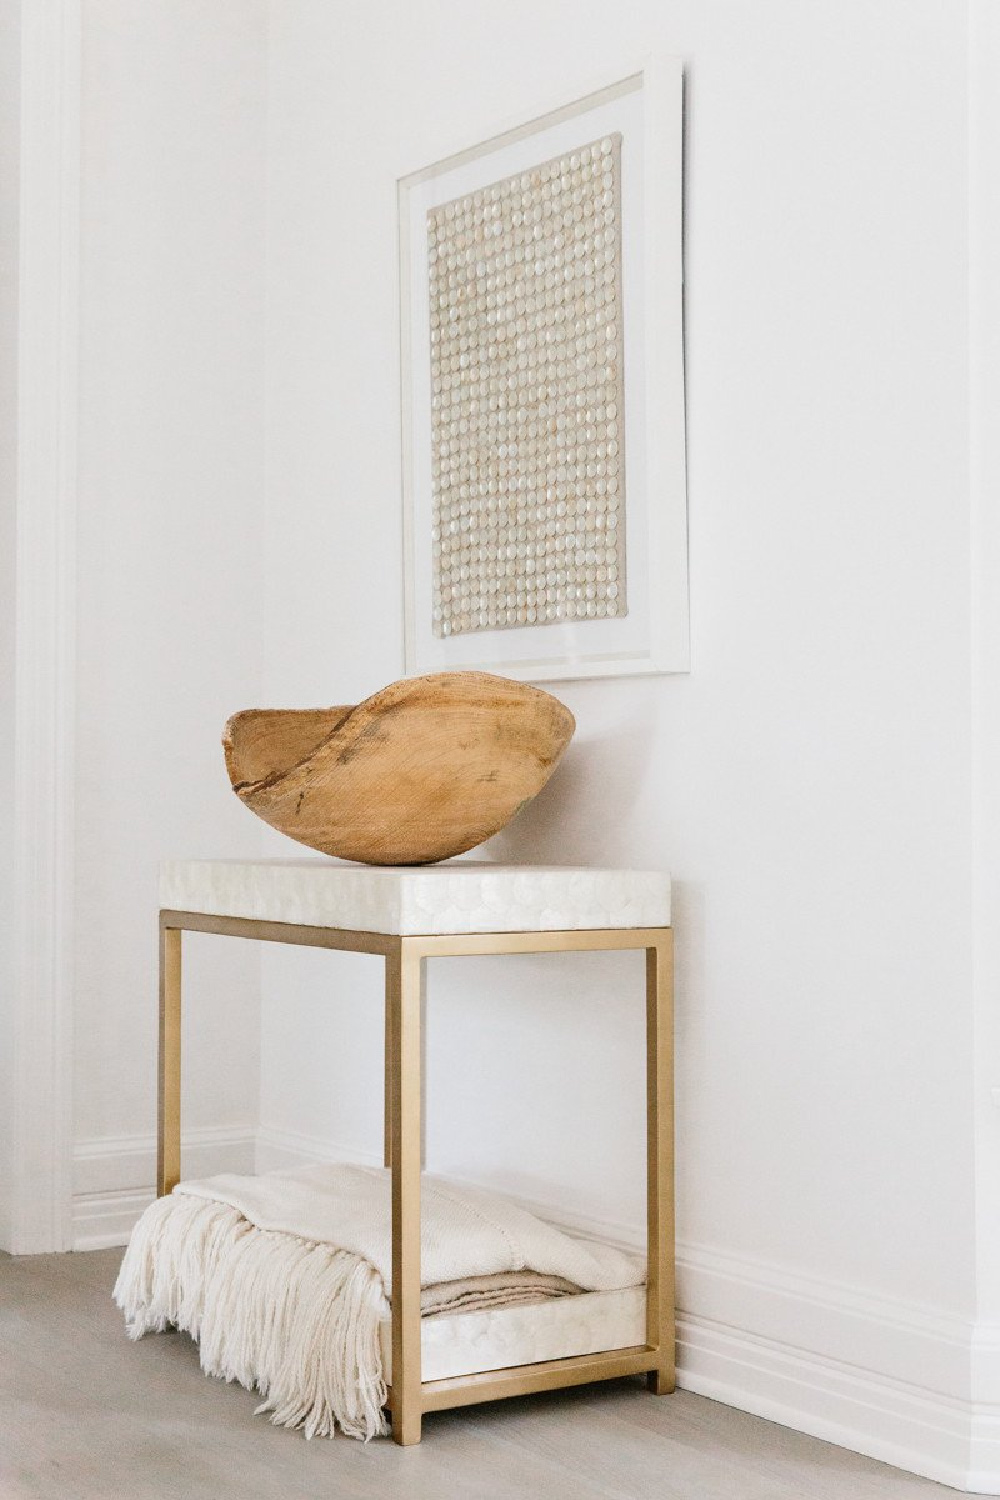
[{"left": 222, "top": 671, "right": 575, "bottom": 866}]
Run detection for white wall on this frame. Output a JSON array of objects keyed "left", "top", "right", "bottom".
[
  {"left": 71, "top": 0, "right": 268, "bottom": 1243},
  {"left": 0, "top": 0, "right": 21, "bottom": 1251},
  {"left": 259, "top": 0, "right": 994, "bottom": 1486}
]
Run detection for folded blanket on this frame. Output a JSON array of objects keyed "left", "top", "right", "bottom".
[
  {"left": 114, "top": 1163, "right": 643, "bottom": 1442},
  {"left": 421, "top": 1269, "right": 581, "bottom": 1318}
]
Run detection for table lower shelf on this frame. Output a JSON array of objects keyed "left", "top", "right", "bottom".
[
  {"left": 380, "top": 1282, "right": 665, "bottom": 1413},
  {"left": 414, "top": 1345, "right": 665, "bottom": 1414},
  {"left": 379, "top": 1282, "right": 644, "bottom": 1384}
]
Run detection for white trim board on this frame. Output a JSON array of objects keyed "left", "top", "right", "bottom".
[
  {"left": 970, "top": 0, "right": 1000, "bottom": 1440},
  {"left": 677, "top": 1319, "right": 997, "bottom": 1495},
  {"left": 8, "top": 0, "right": 81, "bottom": 1255},
  {"left": 71, "top": 1126, "right": 256, "bottom": 1251},
  {"left": 677, "top": 1246, "right": 1000, "bottom": 1495}
]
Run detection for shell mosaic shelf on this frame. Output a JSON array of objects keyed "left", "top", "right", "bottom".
[{"left": 427, "top": 134, "right": 627, "bottom": 638}]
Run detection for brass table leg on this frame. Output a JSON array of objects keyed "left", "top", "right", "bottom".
[
  {"left": 157, "top": 922, "right": 182, "bottom": 1197},
  {"left": 389, "top": 938, "right": 423, "bottom": 1445},
  {"left": 645, "top": 931, "right": 675, "bottom": 1394},
  {"left": 384, "top": 947, "right": 398, "bottom": 1170}
]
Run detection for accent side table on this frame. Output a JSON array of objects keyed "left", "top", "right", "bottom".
[{"left": 157, "top": 857, "right": 674, "bottom": 1445}]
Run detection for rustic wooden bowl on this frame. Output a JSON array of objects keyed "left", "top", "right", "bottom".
[{"left": 222, "top": 671, "right": 575, "bottom": 866}]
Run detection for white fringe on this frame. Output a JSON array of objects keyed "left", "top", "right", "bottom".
[{"left": 113, "top": 1192, "right": 390, "bottom": 1441}]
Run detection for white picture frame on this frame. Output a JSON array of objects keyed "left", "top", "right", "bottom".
[{"left": 398, "top": 57, "right": 687, "bottom": 682}]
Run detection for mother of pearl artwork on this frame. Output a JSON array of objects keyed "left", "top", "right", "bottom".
[
  {"left": 401, "top": 63, "right": 688, "bottom": 682},
  {"left": 427, "top": 135, "right": 626, "bottom": 639}
]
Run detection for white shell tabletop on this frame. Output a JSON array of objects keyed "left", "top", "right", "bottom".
[{"left": 159, "top": 859, "right": 670, "bottom": 936}]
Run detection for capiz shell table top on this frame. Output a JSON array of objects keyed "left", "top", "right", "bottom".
[{"left": 159, "top": 859, "right": 671, "bottom": 936}]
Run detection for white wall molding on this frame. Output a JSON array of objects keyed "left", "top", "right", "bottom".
[
  {"left": 969, "top": 4, "right": 1000, "bottom": 1473},
  {"left": 71, "top": 1188, "right": 158, "bottom": 1254},
  {"left": 676, "top": 1243, "right": 1000, "bottom": 1495},
  {"left": 968, "top": 7, "right": 1000, "bottom": 1490},
  {"left": 678, "top": 1313, "right": 986, "bottom": 1494},
  {"left": 970, "top": 1328, "right": 1000, "bottom": 1496},
  {"left": 8, "top": 0, "right": 81, "bottom": 1255},
  {"left": 71, "top": 1126, "right": 256, "bottom": 1250},
  {"left": 254, "top": 1123, "right": 365, "bottom": 1177}
]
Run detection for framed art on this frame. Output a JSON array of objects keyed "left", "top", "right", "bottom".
[{"left": 398, "top": 57, "right": 687, "bottom": 682}]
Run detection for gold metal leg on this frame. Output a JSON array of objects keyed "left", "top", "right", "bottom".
[
  {"left": 390, "top": 939, "right": 422, "bottom": 1445},
  {"left": 157, "top": 922, "right": 182, "bottom": 1197},
  {"left": 384, "top": 947, "right": 398, "bottom": 1170},
  {"left": 645, "top": 932, "right": 675, "bottom": 1394}
]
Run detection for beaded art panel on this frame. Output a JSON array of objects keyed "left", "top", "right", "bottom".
[{"left": 427, "top": 134, "right": 626, "bottom": 638}]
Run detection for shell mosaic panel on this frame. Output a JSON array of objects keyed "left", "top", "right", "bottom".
[{"left": 428, "top": 134, "right": 626, "bottom": 637}]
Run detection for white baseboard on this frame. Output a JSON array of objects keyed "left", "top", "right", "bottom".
[
  {"left": 71, "top": 1125, "right": 256, "bottom": 1250},
  {"left": 70, "top": 1188, "right": 161, "bottom": 1253},
  {"left": 253, "top": 1122, "right": 370, "bottom": 1176},
  {"left": 675, "top": 1244, "right": 999, "bottom": 1494}
]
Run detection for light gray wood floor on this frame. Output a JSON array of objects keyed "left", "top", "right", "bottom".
[{"left": 0, "top": 1249, "right": 972, "bottom": 1500}]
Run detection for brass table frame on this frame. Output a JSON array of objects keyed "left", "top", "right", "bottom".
[{"left": 157, "top": 908, "right": 674, "bottom": 1446}]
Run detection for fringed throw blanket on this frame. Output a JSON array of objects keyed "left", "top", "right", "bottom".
[{"left": 114, "top": 1163, "right": 642, "bottom": 1442}]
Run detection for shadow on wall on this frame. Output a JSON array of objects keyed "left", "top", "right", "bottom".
[
  {"left": 480, "top": 693, "right": 663, "bottom": 866},
  {"left": 479, "top": 692, "right": 705, "bottom": 1196}
]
